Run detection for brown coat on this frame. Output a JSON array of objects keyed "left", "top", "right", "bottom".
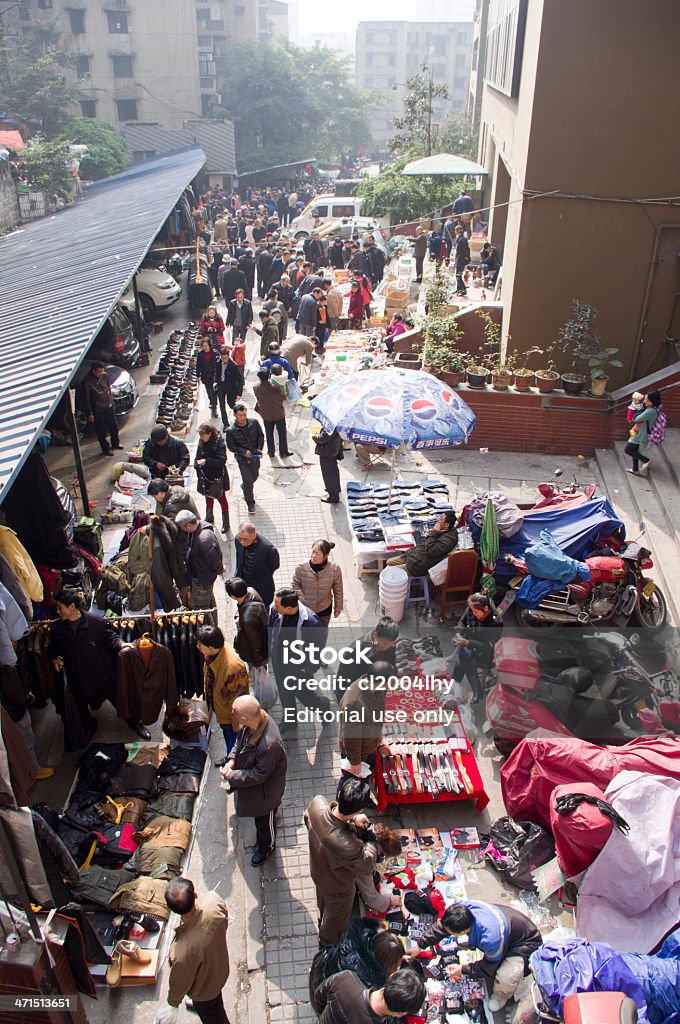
[
  {"left": 253, "top": 379, "right": 286, "bottom": 422},
  {"left": 292, "top": 560, "right": 344, "bottom": 615},
  {"left": 325, "top": 287, "right": 343, "bottom": 319},
  {"left": 203, "top": 644, "right": 249, "bottom": 727},
  {"left": 304, "top": 796, "right": 378, "bottom": 896},
  {"left": 115, "top": 641, "right": 178, "bottom": 725},
  {"left": 338, "top": 678, "right": 386, "bottom": 767},
  {"left": 281, "top": 335, "right": 315, "bottom": 367},
  {"left": 167, "top": 891, "right": 230, "bottom": 1007}
]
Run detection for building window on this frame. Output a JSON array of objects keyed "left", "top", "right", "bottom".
[
  {"left": 198, "top": 56, "right": 216, "bottom": 76},
  {"left": 200, "top": 77, "right": 215, "bottom": 88},
  {"left": 67, "top": 9, "right": 85, "bottom": 34},
  {"left": 197, "top": 35, "right": 212, "bottom": 46},
  {"left": 486, "top": 0, "right": 527, "bottom": 97},
  {"left": 196, "top": 7, "right": 209, "bottom": 21},
  {"left": 107, "top": 11, "right": 128, "bottom": 33},
  {"left": 80, "top": 99, "right": 97, "bottom": 117},
  {"left": 116, "top": 99, "right": 138, "bottom": 120},
  {"left": 75, "top": 54, "right": 90, "bottom": 78},
  {"left": 201, "top": 94, "right": 213, "bottom": 115},
  {"left": 19, "top": 5, "right": 30, "bottom": 20},
  {"left": 112, "top": 54, "right": 133, "bottom": 77},
  {"left": 38, "top": 1, "right": 55, "bottom": 8}
]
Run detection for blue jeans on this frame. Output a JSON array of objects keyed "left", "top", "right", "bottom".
[{"left": 221, "top": 723, "right": 236, "bottom": 754}]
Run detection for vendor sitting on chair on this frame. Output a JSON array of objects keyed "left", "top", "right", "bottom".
[
  {"left": 448, "top": 592, "right": 503, "bottom": 703},
  {"left": 387, "top": 511, "right": 458, "bottom": 576}
]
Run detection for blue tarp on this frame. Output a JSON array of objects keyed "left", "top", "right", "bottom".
[
  {"left": 531, "top": 928, "right": 680, "bottom": 1024},
  {"left": 475, "top": 496, "right": 625, "bottom": 584}
]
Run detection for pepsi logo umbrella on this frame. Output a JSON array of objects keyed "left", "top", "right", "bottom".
[{"left": 311, "top": 368, "right": 476, "bottom": 450}]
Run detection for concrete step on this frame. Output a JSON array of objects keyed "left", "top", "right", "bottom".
[
  {"left": 594, "top": 447, "right": 644, "bottom": 537},
  {"left": 658, "top": 426, "right": 680, "bottom": 489}
]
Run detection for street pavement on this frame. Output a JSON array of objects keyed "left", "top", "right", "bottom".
[{"left": 34, "top": 288, "right": 675, "bottom": 1024}]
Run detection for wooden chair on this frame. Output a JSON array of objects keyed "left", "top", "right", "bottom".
[{"left": 439, "top": 550, "right": 480, "bottom": 622}]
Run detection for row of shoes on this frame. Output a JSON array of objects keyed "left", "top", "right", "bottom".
[
  {"left": 156, "top": 325, "right": 200, "bottom": 431},
  {"left": 394, "top": 635, "right": 444, "bottom": 672}
]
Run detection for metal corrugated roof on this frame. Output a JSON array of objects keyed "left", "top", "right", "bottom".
[
  {"left": 237, "top": 157, "right": 317, "bottom": 181},
  {"left": 0, "top": 146, "right": 206, "bottom": 504},
  {"left": 122, "top": 120, "right": 237, "bottom": 176}
]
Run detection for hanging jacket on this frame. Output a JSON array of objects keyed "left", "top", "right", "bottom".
[
  {"left": 0, "top": 525, "right": 43, "bottom": 601},
  {"left": 116, "top": 641, "right": 178, "bottom": 725},
  {"left": 0, "top": 581, "right": 28, "bottom": 667}
]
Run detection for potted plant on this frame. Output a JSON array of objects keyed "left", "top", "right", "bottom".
[
  {"left": 589, "top": 347, "right": 623, "bottom": 396},
  {"left": 553, "top": 300, "right": 603, "bottom": 395},
  {"left": 424, "top": 267, "right": 451, "bottom": 316},
  {"left": 476, "top": 310, "right": 510, "bottom": 389},
  {"left": 508, "top": 346, "right": 541, "bottom": 391},
  {"left": 420, "top": 313, "right": 466, "bottom": 384}
]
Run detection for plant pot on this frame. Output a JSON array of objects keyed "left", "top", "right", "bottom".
[
  {"left": 590, "top": 375, "right": 608, "bottom": 397},
  {"left": 535, "top": 370, "right": 559, "bottom": 394},
  {"left": 514, "top": 371, "right": 534, "bottom": 392},
  {"left": 491, "top": 369, "right": 513, "bottom": 391},
  {"left": 561, "top": 374, "right": 586, "bottom": 395},
  {"left": 466, "top": 367, "right": 489, "bottom": 388},
  {"left": 440, "top": 370, "right": 465, "bottom": 387},
  {"left": 394, "top": 352, "right": 422, "bottom": 371}
]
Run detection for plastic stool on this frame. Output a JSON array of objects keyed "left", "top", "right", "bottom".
[{"left": 407, "top": 575, "right": 430, "bottom": 608}]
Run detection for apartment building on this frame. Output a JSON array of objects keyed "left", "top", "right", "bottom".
[
  {"left": 355, "top": 20, "right": 474, "bottom": 152},
  {"left": 478, "top": 0, "right": 680, "bottom": 381}
]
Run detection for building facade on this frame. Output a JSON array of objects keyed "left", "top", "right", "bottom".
[
  {"left": 467, "top": 0, "right": 488, "bottom": 131},
  {"left": 478, "top": 0, "right": 680, "bottom": 383},
  {"left": 355, "top": 20, "right": 474, "bottom": 153}
]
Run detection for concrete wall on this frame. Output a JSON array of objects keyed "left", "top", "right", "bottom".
[
  {"left": 31, "top": 0, "right": 202, "bottom": 130},
  {"left": 0, "top": 163, "right": 20, "bottom": 232},
  {"left": 479, "top": 0, "right": 680, "bottom": 388}
]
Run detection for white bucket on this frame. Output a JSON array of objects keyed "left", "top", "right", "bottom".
[
  {"left": 380, "top": 597, "right": 407, "bottom": 623},
  {"left": 379, "top": 566, "right": 409, "bottom": 623}
]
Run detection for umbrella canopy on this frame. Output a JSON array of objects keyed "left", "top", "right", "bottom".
[
  {"left": 401, "top": 153, "right": 488, "bottom": 177},
  {"left": 479, "top": 498, "right": 500, "bottom": 596},
  {"left": 311, "top": 368, "right": 476, "bottom": 450}
]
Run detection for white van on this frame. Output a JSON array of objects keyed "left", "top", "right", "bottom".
[{"left": 290, "top": 194, "right": 365, "bottom": 238}]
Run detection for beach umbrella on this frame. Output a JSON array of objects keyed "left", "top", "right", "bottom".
[{"left": 479, "top": 498, "right": 500, "bottom": 596}]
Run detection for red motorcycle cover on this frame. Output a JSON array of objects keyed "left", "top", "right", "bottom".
[
  {"left": 501, "top": 735, "right": 680, "bottom": 831},
  {"left": 585, "top": 555, "right": 627, "bottom": 583},
  {"left": 549, "top": 781, "right": 613, "bottom": 877}
]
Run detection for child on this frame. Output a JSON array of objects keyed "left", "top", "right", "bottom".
[{"left": 628, "top": 391, "right": 644, "bottom": 438}]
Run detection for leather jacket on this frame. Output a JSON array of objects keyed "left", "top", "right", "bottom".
[
  {"left": 234, "top": 588, "right": 268, "bottom": 667},
  {"left": 304, "top": 796, "right": 378, "bottom": 895}
]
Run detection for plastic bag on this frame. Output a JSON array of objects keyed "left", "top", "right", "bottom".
[
  {"left": 481, "top": 816, "right": 555, "bottom": 890},
  {"left": 469, "top": 492, "right": 524, "bottom": 538},
  {"left": 251, "top": 665, "right": 278, "bottom": 711},
  {"left": 458, "top": 704, "right": 478, "bottom": 743},
  {"left": 286, "top": 378, "right": 303, "bottom": 403}
]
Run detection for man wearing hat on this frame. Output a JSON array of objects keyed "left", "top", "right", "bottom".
[{"left": 175, "top": 511, "right": 224, "bottom": 610}]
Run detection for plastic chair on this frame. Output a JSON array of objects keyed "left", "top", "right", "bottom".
[
  {"left": 406, "top": 575, "right": 430, "bottom": 608},
  {"left": 439, "top": 550, "right": 479, "bottom": 622}
]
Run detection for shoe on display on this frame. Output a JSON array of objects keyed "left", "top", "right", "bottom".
[{"left": 126, "top": 913, "right": 161, "bottom": 933}]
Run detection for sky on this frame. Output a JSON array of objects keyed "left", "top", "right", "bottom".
[{"left": 291, "top": 0, "right": 474, "bottom": 41}]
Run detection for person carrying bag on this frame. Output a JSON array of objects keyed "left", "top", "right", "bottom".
[{"left": 195, "top": 423, "right": 230, "bottom": 536}]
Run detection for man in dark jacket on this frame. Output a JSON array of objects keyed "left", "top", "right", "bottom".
[
  {"left": 366, "top": 244, "right": 386, "bottom": 287},
  {"left": 234, "top": 523, "right": 279, "bottom": 607},
  {"left": 386, "top": 511, "right": 458, "bottom": 576},
  {"left": 220, "top": 695, "right": 287, "bottom": 866},
  {"left": 268, "top": 588, "right": 330, "bottom": 733},
  {"left": 142, "top": 425, "right": 190, "bottom": 480},
  {"left": 329, "top": 238, "right": 345, "bottom": 270},
  {"left": 224, "top": 577, "right": 268, "bottom": 670},
  {"left": 254, "top": 310, "right": 280, "bottom": 358},
  {"left": 147, "top": 479, "right": 199, "bottom": 521},
  {"left": 49, "top": 588, "right": 150, "bottom": 739},
  {"left": 417, "top": 900, "right": 541, "bottom": 1011},
  {"left": 343, "top": 617, "right": 399, "bottom": 691},
  {"left": 454, "top": 224, "right": 471, "bottom": 296},
  {"left": 449, "top": 593, "right": 503, "bottom": 702},
  {"left": 297, "top": 289, "right": 322, "bottom": 337},
  {"left": 175, "top": 511, "right": 224, "bottom": 610},
  {"left": 237, "top": 249, "right": 256, "bottom": 299},
  {"left": 219, "top": 259, "right": 248, "bottom": 303},
  {"left": 215, "top": 347, "right": 244, "bottom": 430},
  {"left": 314, "top": 969, "right": 425, "bottom": 1024},
  {"left": 225, "top": 405, "right": 265, "bottom": 514},
  {"left": 304, "top": 778, "right": 379, "bottom": 946},
  {"left": 303, "top": 232, "right": 325, "bottom": 270},
  {"left": 256, "top": 244, "right": 274, "bottom": 299},
  {"left": 253, "top": 368, "right": 292, "bottom": 459},
  {"left": 412, "top": 227, "right": 427, "bottom": 282},
  {"left": 82, "top": 363, "right": 122, "bottom": 457},
  {"left": 347, "top": 244, "right": 370, "bottom": 276},
  {"left": 314, "top": 428, "right": 343, "bottom": 504},
  {"left": 226, "top": 289, "right": 253, "bottom": 344}
]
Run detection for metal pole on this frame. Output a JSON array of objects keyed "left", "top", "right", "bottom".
[
  {"left": 64, "top": 389, "right": 90, "bottom": 517},
  {"left": 131, "top": 274, "right": 150, "bottom": 361},
  {"left": 427, "top": 67, "right": 433, "bottom": 158}
]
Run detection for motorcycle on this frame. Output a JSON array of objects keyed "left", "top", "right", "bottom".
[
  {"left": 484, "top": 633, "right": 665, "bottom": 754},
  {"left": 503, "top": 541, "right": 667, "bottom": 631},
  {"left": 520, "top": 468, "right": 597, "bottom": 511}
]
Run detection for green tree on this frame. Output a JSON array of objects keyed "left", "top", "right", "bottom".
[
  {"left": 18, "top": 136, "right": 72, "bottom": 201},
  {"left": 389, "top": 67, "right": 450, "bottom": 158},
  {"left": 438, "top": 115, "right": 479, "bottom": 162},
  {"left": 357, "top": 155, "right": 459, "bottom": 224},
  {"left": 220, "top": 41, "right": 370, "bottom": 172},
  {"left": 0, "top": 21, "right": 78, "bottom": 138},
  {"left": 62, "top": 117, "right": 129, "bottom": 180}
]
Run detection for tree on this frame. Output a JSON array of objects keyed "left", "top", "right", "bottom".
[
  {"left": 389, "top": 67, "right": 450, "bottom": 158},
  {"left": 18, "top": 137, "right": 72, "bottom": 201},
  {"left": 0, "top": 21, "right": 78, "bottom": 138},
  {"left": 438, "top": 116, "right": 479, "bottom": 162},
  {"left": 63, "top": 117, "right": 129, "bottom": 180},
  {"left": 357, "top": 155, "right": 459, "bottom": 224},
  {"left": 220, "top": 41, "right": 370, "bottom": 172}
]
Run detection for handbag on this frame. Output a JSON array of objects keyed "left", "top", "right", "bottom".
[
  {"left": 250, "top": 665, "right": 278, "bottom": 711},
  {"left": 203, "top": 476, "right": 225, "bottom": 499}
]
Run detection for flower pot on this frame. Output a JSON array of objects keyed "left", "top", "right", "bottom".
[
  {"left": 440, "top": 370, "right": 465, "bottom": 387},
  {"left": 491, "top": 369, "right": 513, "bottom": 391},
  {"left": 561, "top": 375, "right": 585, "bottom": 395},
  {"left": 514, "top": 371, "right": 534, "bottom": 392},
  {"left": 466, "top": 367, "right": 489, "bottom": 388},
  {"left": 535, "top": 371, "right": 559, "bottom": 394},
  {"left": 590, "top": 375, "right": 608, "bottom": 397},
  {"left": 394, "top": 352, "right": 422, "bottom": 371}
]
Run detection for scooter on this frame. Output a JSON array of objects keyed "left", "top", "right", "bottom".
[
  {"left": 519, "top": 468, "right": 597, "bottom": 511},
  {"left": 483, "top": 634, "right": 663, "bottom": 755}
]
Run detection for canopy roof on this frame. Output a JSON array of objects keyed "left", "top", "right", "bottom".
[{"left": 402, "top": 153, "right": 488, "bottom": 176}]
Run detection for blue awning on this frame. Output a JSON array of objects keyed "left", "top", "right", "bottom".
[{"left": 0, "top": 146, "right": 206, "bottom": 503}]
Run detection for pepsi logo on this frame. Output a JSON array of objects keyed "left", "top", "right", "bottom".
[
  {"left": 365, "top": 395, "right": 393, "bottom": 418},
  {"left": 341, "top": 384, "right": 362, "bottom": 400},
  {"left": 410, "top": 398, "right": 438, "bottom": 422},
  {"left": 440, "top": 389, "right": 460, "bottom": 410}
]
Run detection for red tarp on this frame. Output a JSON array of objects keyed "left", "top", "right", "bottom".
[
  {"left": 500, "top": 735, "right": 680, "bottom": 831},
  {"left": 549, "top": 781, "right": 613, "bottom": 878}
]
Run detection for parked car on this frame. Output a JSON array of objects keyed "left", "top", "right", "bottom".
[
  {"left": 321, "top": 217, "right": 390, "bottom": 257},
  {"left": 90, "top": 303, "right": 141, "bottom": 369},
  {"left": 291, "top": 194, "right": 366, "bottom": 238},
  {"left": 119, "top": 267, "right": 182, "bottom": 319}
]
